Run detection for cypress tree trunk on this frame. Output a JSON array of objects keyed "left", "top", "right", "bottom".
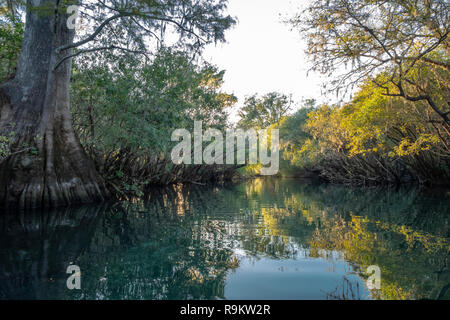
[{"left": 0, "top": 0, "right": 109, "bottom": 209}]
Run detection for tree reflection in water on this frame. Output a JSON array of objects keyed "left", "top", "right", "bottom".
[{"left": 0, "top": 178, "right": 448, "bottom": 300}]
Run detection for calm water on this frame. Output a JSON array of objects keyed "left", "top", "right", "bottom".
[{"left": 0, "top": 178, "right": 449, "bottom": 300}]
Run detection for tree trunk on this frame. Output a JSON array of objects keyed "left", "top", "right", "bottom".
[{"left": 0, "top": 0, "right": 109, "bottom": 209}]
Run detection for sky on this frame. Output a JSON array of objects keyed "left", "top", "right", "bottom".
[{"left": 203, "top": 0, "right": 328, "bottom": 120}]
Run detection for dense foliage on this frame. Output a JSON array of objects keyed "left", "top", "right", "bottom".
[
  {"left": 0, "top": 12, "right": 22, "bottom": 82},
  {"left": 289, "top": 0, "right": 449, "bottom": 124},
  {"left": 0, "top": 0, "right": 238, "bottom": 199},
  {"left": 71, "top": 49, "right": 238, "bottom": 197},
  {"left": 237, "top": 92, "right": 293, "bottom": 130},
  {"left": 305, "top": 81, "right": 449, "bottom": 185},
  {"left": 273, "top": 79, "right": 449, "bottom": 185},
  {"left": 1, "top": 0, "right": 449, "bottom": 198},
  {"left": 269, "top": 0, "right": 450, "bottom": 186},
  {"left": 0, "top": 11, "right": 23, "bottom": 161}
]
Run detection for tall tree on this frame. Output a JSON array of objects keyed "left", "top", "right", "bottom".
[
  {"left": 289, "top": 0, "right": 449, "bottom": 126},
  {"left": 0, "top": 0, "right": 235, "bottom": 208}
]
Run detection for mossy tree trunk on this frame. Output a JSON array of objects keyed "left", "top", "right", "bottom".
[{"left": 0, "top": 0, "right": 109, "bottom": 209}]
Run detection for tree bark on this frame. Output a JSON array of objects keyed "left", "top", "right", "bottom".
[{"left": 0, "top": 0, "right": 109, "bottom": 209}]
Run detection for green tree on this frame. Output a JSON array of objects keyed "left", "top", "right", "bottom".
[
  {"left": 289, "top": 0, "right": 449, "bottom": 126},
  {"left": 70, "top": 48, "right": 237, "bottom": 194},
  {"left": 276, "top": 99, "right": 320, "bottom": 174},
  {"left": 0, "top": 11, "right": 23, "bottom": 82},
  {"left": 299, "top": 79, "right": 450, "bottom": 185},
  {"left": 237, "top": 92, "right": 293, "bottom": 129},
  {"left": 0, "top": 0, "right": 235, "bottom": 208}
]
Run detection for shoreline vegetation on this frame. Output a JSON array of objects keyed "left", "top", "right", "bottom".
[{"left": 0, "top": 1, "right": 449, "bottom": 208}]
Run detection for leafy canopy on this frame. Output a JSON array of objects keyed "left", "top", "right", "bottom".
[
  {"left": 289, "top": 0, "right": 449, "bottom": 124},
  {"left": 237, "top": 92, "right": 293, "bottom": 130}
]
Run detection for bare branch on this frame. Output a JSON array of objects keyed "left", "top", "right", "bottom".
[{"left": 54, "top": 46, "right": 149, "bottom": 71}]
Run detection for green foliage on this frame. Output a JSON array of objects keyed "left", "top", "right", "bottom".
[
  {"left": 0, "top": 12, "right": 23, "bottom": 82},
  {"left": 71, "top": 48, "right": 237, "bottom": 195},
  {"left": 305, "top": 80, "right": 448, "bottom": 158},
  {"left": 265, "top": 99, "right": 322, "bottom": 177},
  {"left": 0, "top": 131, "right": 14, "bottom": 160},
  {"left": 239, "top": 98, "right": 321, "bottom": 178},
  {"left": 289, "top": 0, "right": 449, "bottom": 124},
  {"left": 286, "top": 78, "right": 450, "bottom": 185},
  {"left": 58, "top": 0, "right": 236, "bottom": 59},
  {"left": 72, "top": 49, "right": 235, "bottom": 153},
  {"left": 237, "top": 92, "right": 293, "bottom": 130},
  {"left": 278, "top": 104, "right": 319, "bottom": 170},
  {"left": 283, "top": 0, "right": 450, "bottom": 185}
]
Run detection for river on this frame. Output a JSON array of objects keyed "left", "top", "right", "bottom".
[{"left": 0, "top": 178, "right": 449, "bottom": 300}]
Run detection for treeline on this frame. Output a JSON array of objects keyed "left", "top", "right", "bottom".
[
  {"left": 244, "top": 0, "right": 450, "bottom": 186},
  {"left": 0, "top": 13, "right": 240, "bottom": 199},
  {"left": 276, "top": 80, "right": 450, "bottom": 186},
  {"left": 280, "top": 0, "right": 450, "bottom": 186},
  {"left": 240, "top": 85, "right": 450, "bottom": 186},
  {"left": 70, "top": 49, "right": 240, "bottom": 198}
]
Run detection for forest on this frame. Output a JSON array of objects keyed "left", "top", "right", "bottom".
[
  {"left": 0, "top": 0, "right": 449, "bottom": 303},
  {"left": 0, "top": 0, "right": 449, "bottom": 208}
]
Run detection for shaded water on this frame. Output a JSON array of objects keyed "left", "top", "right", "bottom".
[{"left": 0, "top": 178, "right": 449, "bottom": 300}]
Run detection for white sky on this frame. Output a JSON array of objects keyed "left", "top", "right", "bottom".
[{"left": 203, "top": 0, "right": 329, "bottom": 120}]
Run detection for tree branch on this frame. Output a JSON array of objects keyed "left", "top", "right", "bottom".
[
  {"left": 56, "top": 12, "right": 134, "bottom": 53},
  {"left": 53, "top": 45, "right": 148, "bottom": 71}
]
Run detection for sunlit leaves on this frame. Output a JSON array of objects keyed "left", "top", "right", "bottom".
[
  {"left": 237, "top": 93, "right": 293, "bottom": 130},
  {"left": 288, "top": 0, "right": 450, "bottom": 122}
]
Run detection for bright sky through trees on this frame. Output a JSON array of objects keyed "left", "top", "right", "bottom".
[{"left": 203, "top": 0, "right": 326, "bottom": 121}]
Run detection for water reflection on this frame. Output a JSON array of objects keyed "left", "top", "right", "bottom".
[
  {"left": 0, "top": 178, "right": 448, "bottom": 300},
  {"left": 0, "top": 205, "right": 104, "bottom": 299}
]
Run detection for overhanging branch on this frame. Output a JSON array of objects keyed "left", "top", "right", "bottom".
[{"left": 53, "top": 45, "right": 149, "bottom": 71}]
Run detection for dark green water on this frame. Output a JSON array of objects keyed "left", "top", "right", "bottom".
[{"left": 0, "top": 178, "right": 449, "bottom": 300}]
